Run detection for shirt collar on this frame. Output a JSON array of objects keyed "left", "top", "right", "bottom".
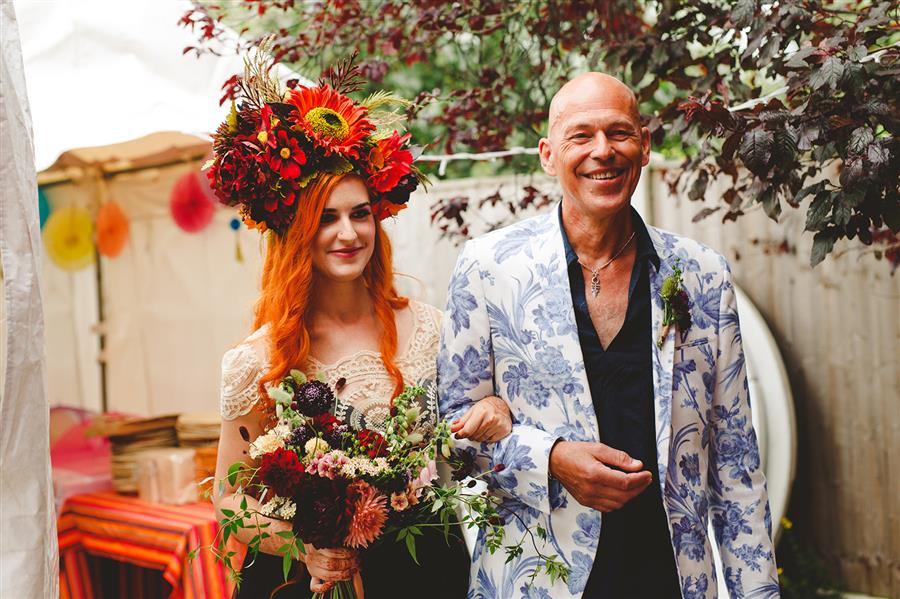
[{"left": 560, "top": 204, "right": 660, "bottom": 270}]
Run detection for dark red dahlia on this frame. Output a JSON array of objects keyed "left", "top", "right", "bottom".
[
  {"left": 257, "top": 447, "right": 306, "bottom": 498},
  {"left": 292, "top": 476, "right": 352, "bottom": 548}
]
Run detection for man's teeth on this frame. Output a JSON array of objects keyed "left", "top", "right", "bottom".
[{"left": 585, "top": 171, "right": 621, "bottom": 180}]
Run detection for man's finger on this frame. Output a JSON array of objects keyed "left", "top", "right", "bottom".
[
  {"left": 450, "top": 410, "right": 470, "bottom": 432},
  {"left": 594, "top": 443, "right": 643, "bottom": 472},
  {"left": 456, "top": 410, "right": 486, "bottom": 439},
  {"left": 623, "top": 470, "right": 653, "bottom": 491}
]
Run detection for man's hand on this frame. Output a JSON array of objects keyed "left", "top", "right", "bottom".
[
  {"left": 548, "top": 441, "right": 653, "bottom": 512},
  {"left": 451, "top": 395, "right": 512, "bottom": 442}
]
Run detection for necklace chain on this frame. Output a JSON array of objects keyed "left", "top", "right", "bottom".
[{"left": 577, "top": 231, "right": 636, "bottom": 297}]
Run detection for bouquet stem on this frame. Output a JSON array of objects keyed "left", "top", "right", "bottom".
[{"left": 312, "top": 579, "right": 357, "bottom": 599}]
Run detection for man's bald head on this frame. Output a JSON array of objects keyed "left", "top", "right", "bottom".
[{"left": 547, "top": 73, "right": 641, "bottom": 136}]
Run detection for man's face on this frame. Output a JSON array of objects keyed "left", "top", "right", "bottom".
[{"left": 539, "top": 81, "right": 650, "bottom": 221}]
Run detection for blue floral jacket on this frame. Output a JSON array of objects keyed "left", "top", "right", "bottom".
[{"left": 438, "top": 207, "right": 779, "bottom": 598}]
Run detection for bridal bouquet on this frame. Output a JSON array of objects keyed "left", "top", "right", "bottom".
[{"left": 203, "top": 371, "right": 568, "bottom": 597}]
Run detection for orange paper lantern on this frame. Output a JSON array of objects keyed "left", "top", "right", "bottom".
[{"left": 95, "top": 200, "right": 130, "bottom": 258}]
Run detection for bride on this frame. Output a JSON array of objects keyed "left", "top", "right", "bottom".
[{"left": 214, "top": 169, "right": 512, "bottom": 597}]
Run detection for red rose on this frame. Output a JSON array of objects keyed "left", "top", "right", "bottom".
[{"left": 257, "top": 447, "right": 306, "bottom": 498}]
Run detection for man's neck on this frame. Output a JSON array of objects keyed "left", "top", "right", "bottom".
[{"left": 561, "top": 201, "right": 635, "bottom": 266}]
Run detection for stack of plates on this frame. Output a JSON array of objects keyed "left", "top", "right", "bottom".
[
  {"left": 91, "top": 414, "right": 179, "bottom": 493},
  {"left": 176, "top": 413, "right": 221, "bottom": 447}
]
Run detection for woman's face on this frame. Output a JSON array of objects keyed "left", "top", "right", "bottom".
[{"left": 311, "top": 176, "right": 376, "bottom": 283}]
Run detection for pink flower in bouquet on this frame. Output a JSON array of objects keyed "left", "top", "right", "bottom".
[
  {"left": 344, "top": 481, "right": 388, "bottom": 549},
  {"left": 411, "top": 460, "right": 438, "bottom": 493}
]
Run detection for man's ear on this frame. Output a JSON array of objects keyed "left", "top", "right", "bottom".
[
  {"left": 640, "top": 126, "right": 651, "bottom": 167},
  {"left": 538, "top": 138, "right": 556, "bottom": 176}
]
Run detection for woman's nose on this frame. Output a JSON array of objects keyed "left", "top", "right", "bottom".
[{"left": 336, "top": 219, "right": 357, "bottom": 241}]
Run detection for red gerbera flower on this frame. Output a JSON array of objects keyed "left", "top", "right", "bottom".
[
  {"left": 367, "top": 131, "right": 413, "bottom": 193},
  {"left": 286, "top": 85, "right": 375, "bottom": 159},
  {"left": 257, "top": 447, "right": 306, "bottom": 498}
]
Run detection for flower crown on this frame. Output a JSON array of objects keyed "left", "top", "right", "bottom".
[{"left": 206, "top": 46, "right": 424, "bottom": 235}]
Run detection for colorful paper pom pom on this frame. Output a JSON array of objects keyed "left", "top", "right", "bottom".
[
  {"left": 38, "top": 187, "right": 51, "bottom": 229},
  {"left": 170, "top": 171, "right": 216, "bottom": 233},
  {"left": 95, "top": 201, "right": 130, "bottom": 258},
  {"left": 43, "top": 205, "right": 95, "bottom": 271}
]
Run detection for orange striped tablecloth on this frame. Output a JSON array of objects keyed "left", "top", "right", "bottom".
[{"left": 58, "top": 492, "right": 242, "bottom": 599}]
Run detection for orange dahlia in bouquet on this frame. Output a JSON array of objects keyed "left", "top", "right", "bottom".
[{"left": 205, "top": 43, "right": 424, "bottom": 235}]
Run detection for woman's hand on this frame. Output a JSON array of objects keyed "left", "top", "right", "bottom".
[
  {"left": 451, "top": 395, "right": 512, "bottom": 442},
  {"left": 305, "top": 546, "right": 360, "bottom": 594}
]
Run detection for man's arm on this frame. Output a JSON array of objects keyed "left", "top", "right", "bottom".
[
  {"left": 707, "top": 262, "right": 780, "bottom": 596},
  {"left": 438, "top": 241, "right": 561, "bottom": 514}
]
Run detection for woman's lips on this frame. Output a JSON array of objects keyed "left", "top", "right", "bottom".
[{"left": 330, "top": 247, "right": 363, "bottom": 258}]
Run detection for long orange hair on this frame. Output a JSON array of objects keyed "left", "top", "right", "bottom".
[{"left": 254, "top": 173, "right": 409, "bottom": 404}]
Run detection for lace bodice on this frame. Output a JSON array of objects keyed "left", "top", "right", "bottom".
[{"left": 219, "top": 301, "right": 443, "bottom": 432}]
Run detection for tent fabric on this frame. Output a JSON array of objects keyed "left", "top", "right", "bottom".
[
  {"left": 0, "top": 0, "right": 59, "bottom": 596},
  {"left": 15, "top": 0, "right": 312, "bottom": 172}
]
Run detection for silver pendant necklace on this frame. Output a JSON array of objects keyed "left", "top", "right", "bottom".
[{"left": 577, "top": 231, "right": 636, "bottom": 297}]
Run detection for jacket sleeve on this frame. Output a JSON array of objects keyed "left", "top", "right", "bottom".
[
  {"left": 707, "top": 261, "right": 781, "bottom": 597},
  {"left": 437, "top": 240, "right": 560, "bottom": 514}
]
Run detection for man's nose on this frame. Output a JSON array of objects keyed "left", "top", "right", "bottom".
[{"left": 589, "top": 133, "right": 615, "bottom": 161}]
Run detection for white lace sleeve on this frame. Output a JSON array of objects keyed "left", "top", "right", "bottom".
[{"left": 220, "top": 342, "right": 265, "bottom": 420}]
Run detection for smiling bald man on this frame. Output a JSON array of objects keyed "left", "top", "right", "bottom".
[{"left": 439, "top": 73, "right": 779, "bottom": 598}]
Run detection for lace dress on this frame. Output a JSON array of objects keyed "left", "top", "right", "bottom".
[{"left": 220, "top": 301, "right": 469, "bottom": 599}]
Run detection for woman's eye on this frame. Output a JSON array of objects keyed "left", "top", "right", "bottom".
[
  {"left": 319, "top": 214, "right": 336, "bottom": 224},
  {"left": 352, "top": 209, "right": 371, "bottom": 219}
]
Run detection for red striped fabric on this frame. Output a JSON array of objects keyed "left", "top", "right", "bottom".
[{"left": 58, "top": 492, "right": 240, "bottom": 599}]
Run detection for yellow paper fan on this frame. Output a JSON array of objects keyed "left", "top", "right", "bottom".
[{"left": 43, "top": 205, "right": 95, "bottom": 270}]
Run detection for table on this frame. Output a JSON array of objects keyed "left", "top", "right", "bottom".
[{"left": 58, "top": 492, "right": 241, "bottom": 599}]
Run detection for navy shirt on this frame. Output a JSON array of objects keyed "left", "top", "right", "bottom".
[{"left": 560, "top": 207, "right": 681, "bottom": 598}]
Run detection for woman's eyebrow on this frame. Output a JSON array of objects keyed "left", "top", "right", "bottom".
[{"left": 322, "top": 202, "right": 371, "bottom": 213}]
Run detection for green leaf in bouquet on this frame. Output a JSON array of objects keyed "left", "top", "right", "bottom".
[
  {"left": 240, "top": 496, "right": 248, "bottom": 511},
  {"left": 282, "top": 553, "right": 292, "bottom": 582},
  {"left": 290, "top": 369, "right": 307, "bottom": 385},
  {"left": 221, "top": 508, "right": 235, "bottom": 518},
  {"left": 315, "top": 371, "right": 327, "bottom": 383},
  {"left": 404, "top": 532, "right": 419, "bottom": 565},
  {"left": 227, "top": 463, "right": 242, "bottom": 486},
  {"left": 223, "top": 525, "right": 231, "bottom": 545},
  {"left": 268, "top": 385, "right": 293, "bottom": 406}
]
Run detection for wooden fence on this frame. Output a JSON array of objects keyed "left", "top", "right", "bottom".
[{"left": 649, "top": 168, "right": 900, "bottom": 598}]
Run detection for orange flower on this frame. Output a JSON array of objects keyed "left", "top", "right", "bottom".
[
  {"left": 287, "top": 85, "right": 375, "bottom": 159},
  {"left": 344, "top": 481, "right": 388, "bottom": 548}
]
